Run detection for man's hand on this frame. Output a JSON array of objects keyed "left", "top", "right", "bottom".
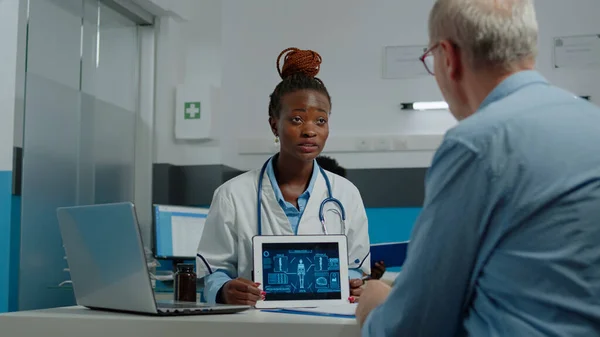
[
  {"left": 222, "top": 278, "right": 264, "bottom": 306},
  {"left": 356, "top": 280, "right": 391, "bottom": 327},
  {"left": 349, "top": 278, "right": 364, "bottom": 302}
]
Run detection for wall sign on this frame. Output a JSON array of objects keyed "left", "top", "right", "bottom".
[
  {"left": 383, "top": 45, "right": 429, "bottom": 79},
  {"left": 553, "top": 34, "right": 600, "bottom": 69}
]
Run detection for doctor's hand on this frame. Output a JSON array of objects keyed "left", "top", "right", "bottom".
[
  {"left": 355, "top": 280, "right": 391, "bottom": 327},
  {"left": 349, "top": 278, "right": 364, "bottom": 302},
  {"left": 221, "top": 278, "right": 264, "bottom": 306}
]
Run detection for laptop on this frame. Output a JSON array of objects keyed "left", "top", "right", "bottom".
[
  {"left": 252, "top": 235, "right": 351, "bottom": 309},
  {"left": 57, "top": 202, "right": 250, "bottom": 316}
]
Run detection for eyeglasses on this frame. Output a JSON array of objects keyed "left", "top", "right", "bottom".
[{"left": 419, "top": 43, "right": 439, "bottom": 75}]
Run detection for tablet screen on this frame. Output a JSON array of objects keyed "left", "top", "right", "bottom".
[{"left": 261, "top": 242, "right": 341, "bottom": 301}]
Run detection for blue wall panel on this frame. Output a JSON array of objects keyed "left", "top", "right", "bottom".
[
  {"left": 9, "top": 195, "right": 20, "bottom": 311},
  {"left": 366, "top": 207, "right": 420, "bottom": 244},
  {"left": 0, "top": 171, "right": 12, "bottom": 312}
]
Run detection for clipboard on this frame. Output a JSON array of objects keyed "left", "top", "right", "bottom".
[{"left": 370, "top": 241, "right": 409, "bottom": 267}]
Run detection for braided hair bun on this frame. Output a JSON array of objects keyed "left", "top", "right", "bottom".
[
  {"left": 268, "top": 47, "right": 331, "bottom": 118},
  {"left": 277, "top": 47, "right": 322, "bottom": 79}
]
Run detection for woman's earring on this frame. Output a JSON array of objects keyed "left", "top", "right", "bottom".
[{"left": 274, "top": 136, "right": 279, "bottom": 144}]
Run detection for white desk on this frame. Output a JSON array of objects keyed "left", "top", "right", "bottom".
[{"left": 0, "top": 306, "right": 360, "bottom": 337}]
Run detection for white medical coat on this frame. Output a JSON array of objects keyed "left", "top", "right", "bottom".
[{"left": 196, "top": 167, "right": 371, "bottom": 283}]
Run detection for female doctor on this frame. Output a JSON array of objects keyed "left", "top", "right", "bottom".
[{"left": 196, "top": 47, "right": 371, "bottom": 306}]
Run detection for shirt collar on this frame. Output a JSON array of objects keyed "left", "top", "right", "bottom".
[
  {"left": 478, "top": 70, "right": 549, "bottom": 112},
  {"left": 266, "top": 155, "right": 320, "bottom": 205}
]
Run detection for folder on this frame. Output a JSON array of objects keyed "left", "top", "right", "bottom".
[{"left": 370, "top": 241, "right": 409, "bottom": 268}]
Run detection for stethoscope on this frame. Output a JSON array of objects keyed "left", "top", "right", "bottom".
[{"left": 256, "top": 157, "right": 346, "bottom": 236}]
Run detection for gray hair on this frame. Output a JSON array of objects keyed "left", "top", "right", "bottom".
[{"left": 428, "top": 0, "right": 539, "bottom": 70}]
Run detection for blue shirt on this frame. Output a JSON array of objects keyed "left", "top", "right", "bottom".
[
  {"left": 204, "top": 158, "right": 363, "bottom": 303},
  {"left": 362, "top": 71, "right": 600, "bottom": 336},
  {"left": 266, "top": 156, "right": 319, "bottom": 234}
]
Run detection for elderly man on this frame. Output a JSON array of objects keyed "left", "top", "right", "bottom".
[{"left": 357, "top": 0, "right": 600, "bottom": 336}]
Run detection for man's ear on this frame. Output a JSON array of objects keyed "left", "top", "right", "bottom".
[
  {"left": 268, "top": 116, "right": 278, "bottom": 137},
  {"left": 439, "top": 40, "right": 462, "bottom": 81}
]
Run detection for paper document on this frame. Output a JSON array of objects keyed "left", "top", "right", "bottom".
[
  {"left": 291, "top": 303, "right": 357, "bottom": 316},
  {"left": 263, "top": 303, "right": 357, "bottom": 318}
]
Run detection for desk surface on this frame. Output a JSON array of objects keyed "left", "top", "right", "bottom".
[{"left": 0, "top": 306, "right": 360, "bottom": 337}]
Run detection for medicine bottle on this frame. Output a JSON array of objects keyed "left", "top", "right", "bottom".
[{"left": 174, "top": 263, "right": 196, "bottom": 302}]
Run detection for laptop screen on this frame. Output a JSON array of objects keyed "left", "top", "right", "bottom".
[{"left": 261, "top": 242, "right": 342, "bottom": 301}]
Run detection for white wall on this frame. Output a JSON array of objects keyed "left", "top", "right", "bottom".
[
  {"left": 534, "top": 0, "right": 600, "bottom": 100},
  {"left": 9, "top": 0, "right": 27, "bottom": 150},
  {"left": 0, "top": 0, "right": 22, "bottom": 170},
  {"left": 220, "top": 0, "right": 451, "bottom": 170},
  {"left": 153, "top": 0, "right": 223, "bottom": 166},
  {"left": 155, "top": 0, "right": 600, "bottom": 170}
]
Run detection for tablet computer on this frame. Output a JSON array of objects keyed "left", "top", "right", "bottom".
[{"left": 253, "top": 235, "right": 350, "bottom": 309}]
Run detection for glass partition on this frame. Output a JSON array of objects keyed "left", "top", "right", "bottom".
[{"left": 19, "top": 0, "right": 141, "bottom": 310}]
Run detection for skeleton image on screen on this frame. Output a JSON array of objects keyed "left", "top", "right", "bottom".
[
  {"left": 297, "top": 259, "right": 306, "bottom": 289},
  {"left": 261, "top": 242, "right": 342, "bottom": 301}
]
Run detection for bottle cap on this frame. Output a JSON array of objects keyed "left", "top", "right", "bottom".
[{"left": 177, "top": 263, "right": 195, "bottom": 273}]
